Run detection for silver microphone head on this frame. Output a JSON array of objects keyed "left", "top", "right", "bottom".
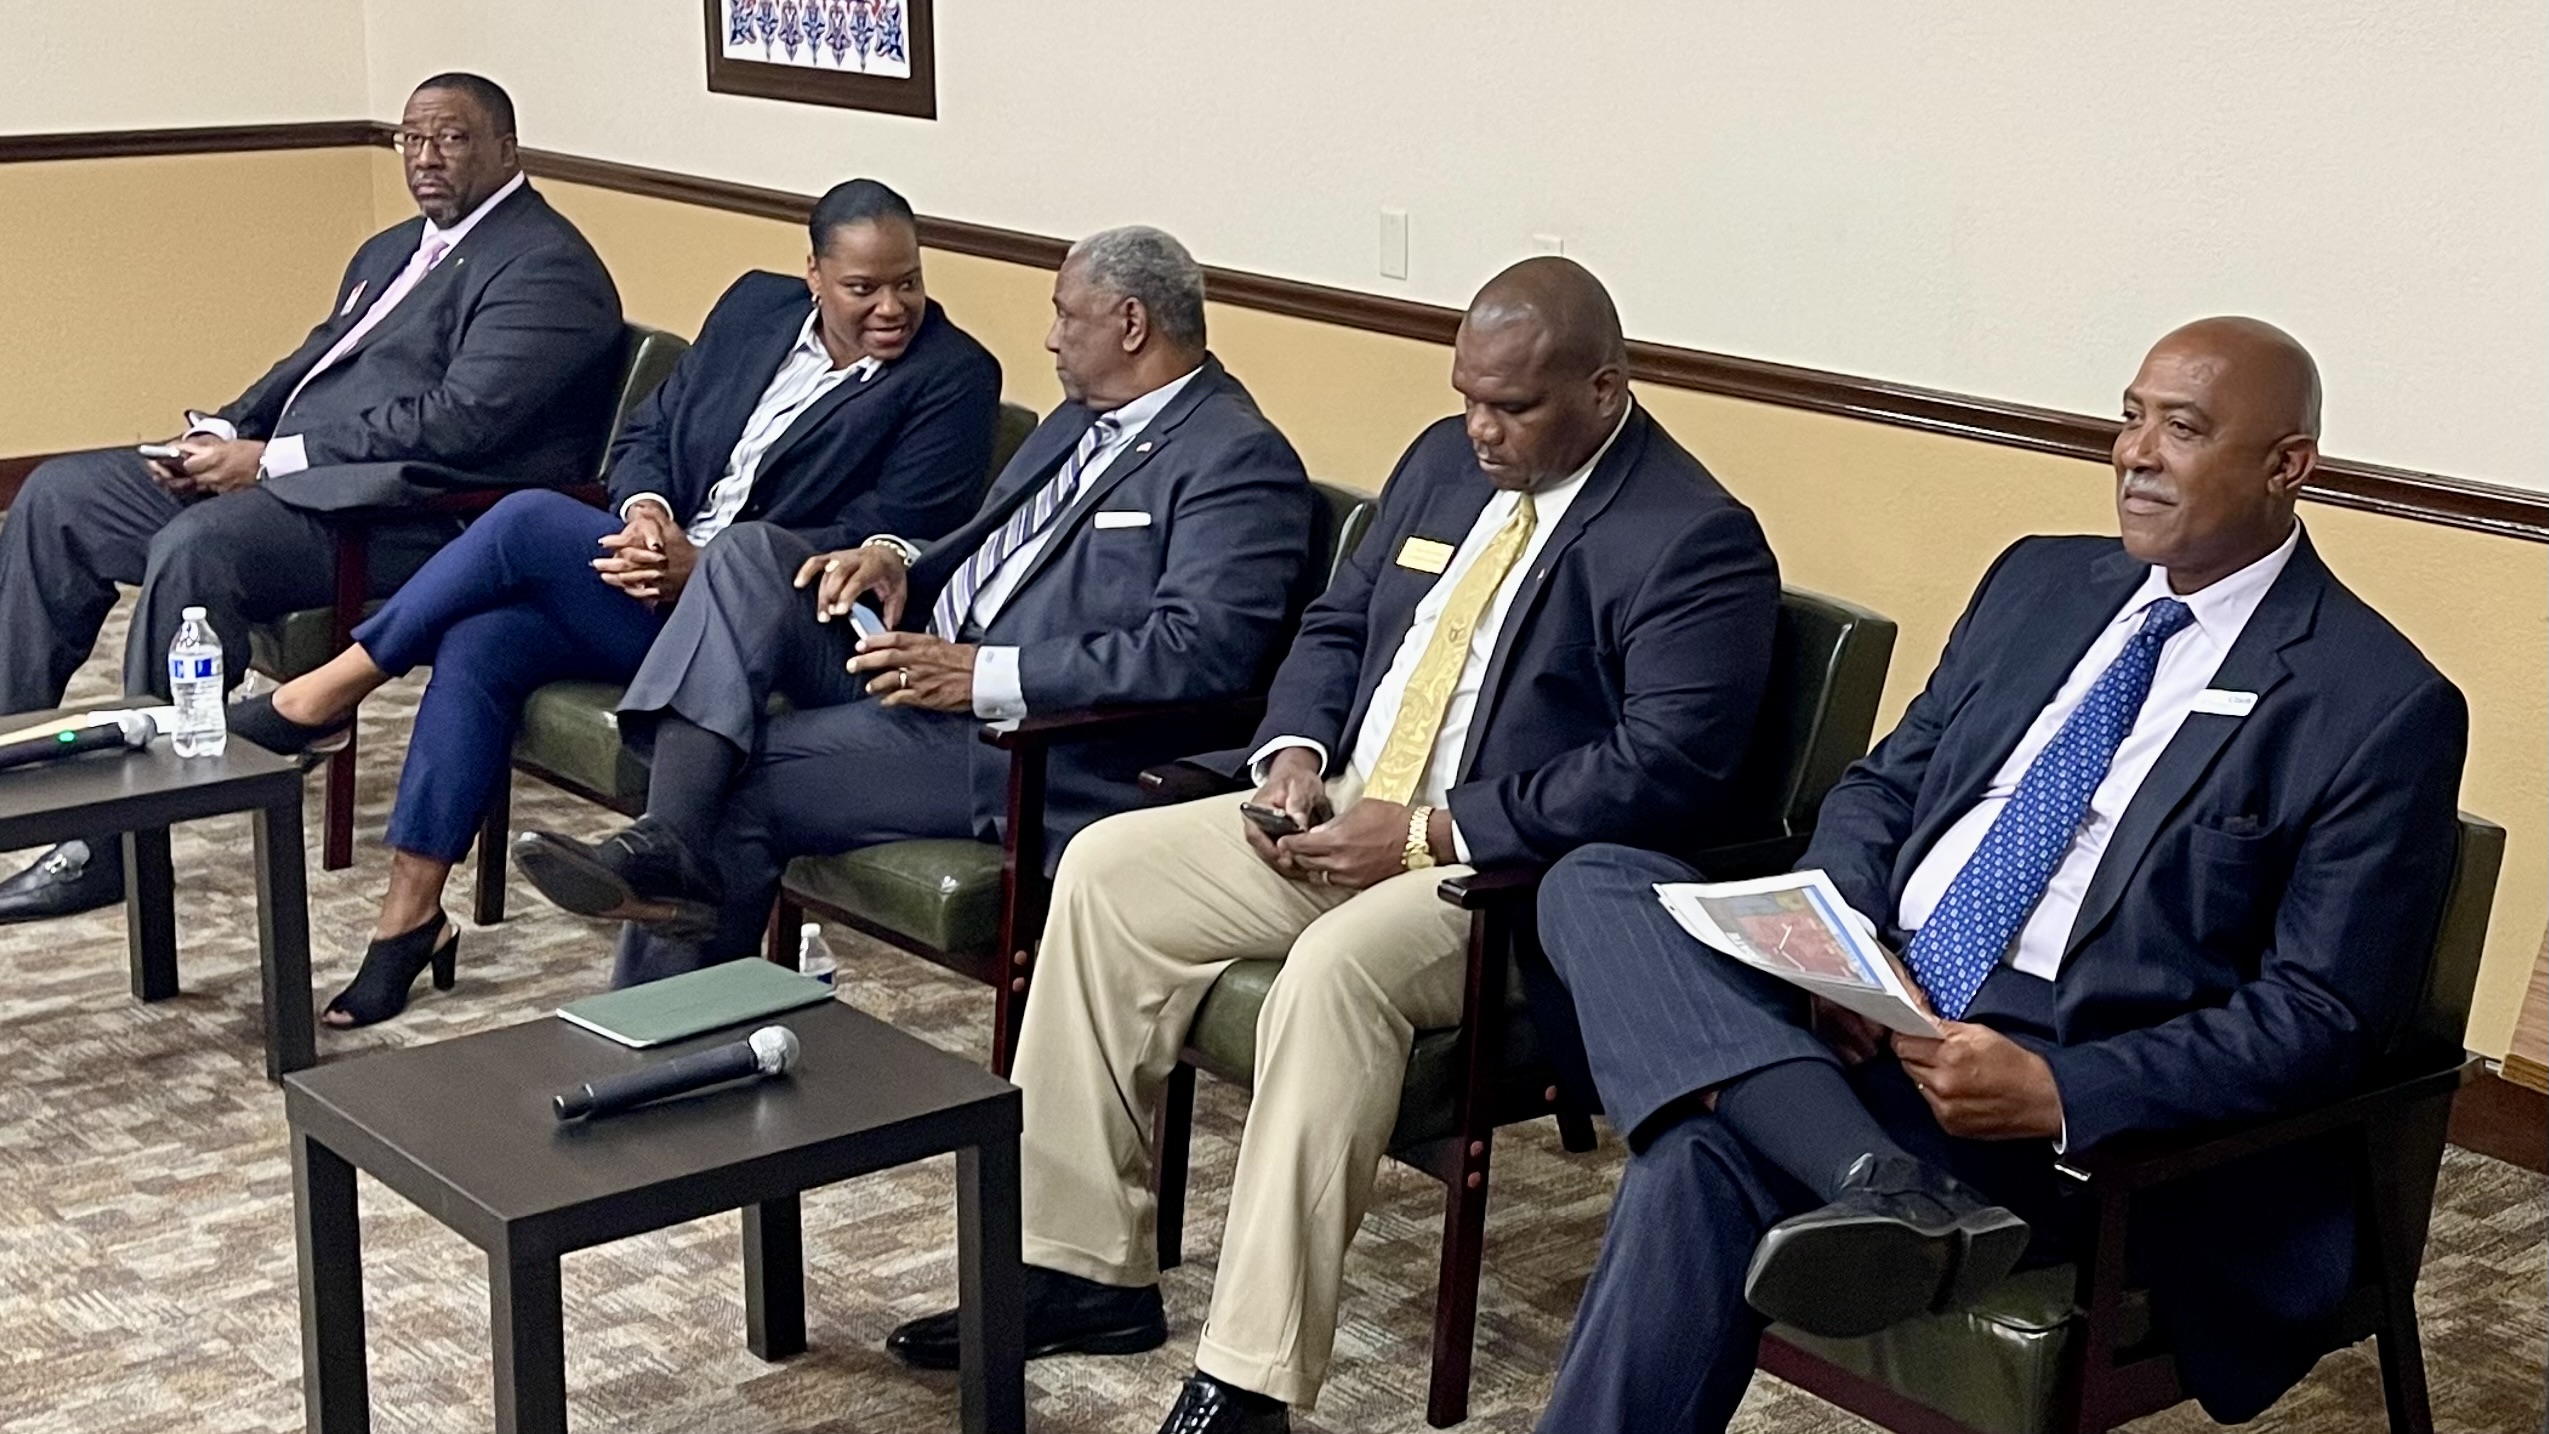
[
  {"left": 748, "top": 1025, "right": 802, "bottom": 1076},
  {"left": 115, "top": 711, "right": 157, "bottom": 748}
]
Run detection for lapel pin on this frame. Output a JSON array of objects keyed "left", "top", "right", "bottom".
[{"left": 1135, "top": 441, "right": 1154, "bottom": 453}]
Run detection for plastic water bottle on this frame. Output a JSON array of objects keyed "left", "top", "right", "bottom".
[
  {"left": 796, "top": 922, "right": 838, "bottom": 985},
  {"left": 168, "top": 606, "right": 227, "bottom": 758}
]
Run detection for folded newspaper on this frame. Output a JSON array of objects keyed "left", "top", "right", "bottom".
[{"left": 1653, "top": 869, "right": 1944, "bottom": 1037}]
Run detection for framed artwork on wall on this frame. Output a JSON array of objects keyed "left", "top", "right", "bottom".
[{"left": 704, "top": 0, "right": 937, "bottom": 120}]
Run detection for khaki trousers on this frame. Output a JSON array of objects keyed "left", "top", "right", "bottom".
[{"left": 1011, "top": 780, "right": 1473, "bottom": 1407}]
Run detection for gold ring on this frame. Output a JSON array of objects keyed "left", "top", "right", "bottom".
[
  {"left": 898, "top": 669, "right": 911, "bottom": 690},
  {"left": 1316, "top": 869, "right": 1331, "bottom": 886}
]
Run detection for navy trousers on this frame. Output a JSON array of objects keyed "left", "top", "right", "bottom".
[
  {"left": 1531, "top": 843, "right": 2072, "bottom": 1434},
  {"left": 0, "top": 446, "right": 451, "bottom": 715},
  {"left": 353, "top": 489, "right": 663, "bottom": 862},
  {"left": 611, "top": 522, "right": 981, "bottom": 986}
]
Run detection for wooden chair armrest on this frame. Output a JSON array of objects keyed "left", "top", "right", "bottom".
[
  {"left": 1138, "top": 761, "right": 1245, "bottom": 802},
  {"left": 2056, "top": 1055, "right": 2479, "bottom": 1191},
  {"left": 1438, "top": 865, "right": 1549, "bottom": 910},
  {"left": 981, "top": 695, "right": 1266, "bottom": 751}
]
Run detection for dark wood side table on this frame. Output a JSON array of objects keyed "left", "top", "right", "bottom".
[
  {"left": 283, "top": 998, "right": 1024, "bottom": 1434},
  {"left": 0, "top": 714, "right": 311, "bottom": 1077}
]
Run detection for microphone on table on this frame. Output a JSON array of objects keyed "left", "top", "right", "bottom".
[
  {"left": 554, "top": 1025, "right": 802, "bottom": 1122},
  {"left": 0, "top": 712, "right": 156, "bottom": 775}
]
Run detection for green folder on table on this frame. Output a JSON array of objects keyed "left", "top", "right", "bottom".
[{"left": 556, "top": 960, "right": 833, "bottom": 1048}]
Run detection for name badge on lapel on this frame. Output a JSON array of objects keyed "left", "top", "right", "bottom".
[
  {"left": 2190, "top": 689, "right": 2259, "bottom": 717},
  {"left": 1397, "top": 537, "right": 1456, "bottom": 574},
  {"left": 1093, "top": 511, "right": 1152, "bottom": 529},
  {"left": 338, "top": 280, "right": 368, "bottom": 317}
]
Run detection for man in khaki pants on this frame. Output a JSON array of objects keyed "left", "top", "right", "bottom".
[{"left": 888, "top": 258, "right": 1785, "bottom": 1433}]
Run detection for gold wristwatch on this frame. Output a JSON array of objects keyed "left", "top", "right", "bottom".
[{"left": 1403, "top": 804, "right": 1439, "bottom": 871}]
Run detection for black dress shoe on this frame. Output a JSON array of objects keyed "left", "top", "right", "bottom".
[
  {"left": 227, "top": 692, "right": 352, "bottom": 763},
  {"left": 885, "top": 1264, "right": 1166, "bottom": 1370},
  {"left": 513, "top": 818, "right": 722, "bottom": 935},
  {"left": 1743, "top": 1152, "right": 2030, "bottom": 1338},
  {"left": 1155, "top": 1373, "right": 1290, "bottom": 1434},
  {"left": 0, "top": 839, "right": 124, "bottom": 924}
]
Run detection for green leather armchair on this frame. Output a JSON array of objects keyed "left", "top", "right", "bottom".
[
  {"left": 1758, "top": 812, "right": 2506, "bottom": 1434},
  {"left": 468, "top": 398, "right": 1043, "bottom": 921},
  {"left": 1151, "top": 586, "right": 1901, "bottom": 1426},
  {"left": 249, "top": 322, "right": 691, "bottom": 870},
  {"left": 766, "top": 478, "right": 1377, "bottom": 1073}
]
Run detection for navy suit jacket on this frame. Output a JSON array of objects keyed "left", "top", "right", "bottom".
[
  {"left": 1209, "top": 406, "right": 1781, "bottom": 866},
  {"left": 602, "top": 273, "right": 999, "bottom": 550},
  {"left": 1800, "top": 531, "right": 2466, "bottom": 1418},
  {"left": 220, "top": 182, "right": 625, "bottom": 513},
  {"left": 903, "top": 357, "right": 1315, "bottom": 855}
]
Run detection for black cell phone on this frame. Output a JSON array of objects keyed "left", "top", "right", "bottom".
[{"left": 1239, "top": 801, "right": 1305, "bottom": 838}]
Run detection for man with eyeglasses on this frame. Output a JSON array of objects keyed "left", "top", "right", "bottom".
[{"left": 0, "top": 71, "right": 623, "bottom": 923}]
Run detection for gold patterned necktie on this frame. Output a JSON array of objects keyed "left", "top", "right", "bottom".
[{"left": 1363, "top": 490, "right": 1538, "bottom": 805}]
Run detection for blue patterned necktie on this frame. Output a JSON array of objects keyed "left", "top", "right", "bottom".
[
  {"left": 1903, "top": 598, "right": 2195, "bottom": 1018},
  {"left": 932, "top": 414, "right": 1119, "bottom": 641}
]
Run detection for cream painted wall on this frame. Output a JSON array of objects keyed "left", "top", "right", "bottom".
[
  {"left": 0, "top": 1, "right": 367, "bottom": 131},
  {"left": 0, "top": 150, "right": 379, "bottom": 451},
  {"left": 362, "top": 2, "right": 2549, "bottom": 490},
  {"left": 524, "top": 172, "right": 2548, "bottom": 1062}
]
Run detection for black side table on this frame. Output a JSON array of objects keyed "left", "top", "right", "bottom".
[
  {"left": 283, "top": 998, "right": 1024, "bottom": 1434},
  {"left": 0, "top": 715, "right": 311, "bottom": 1077}
]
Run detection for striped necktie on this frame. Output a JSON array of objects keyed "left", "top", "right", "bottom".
[
  {"left": 932, "top": 415, "right": 1120, "bottom": 641},
  {"left": 1902, "top": 598, "right": 2194, "bottom": 1017},
  {"left": 1362, "top": 490, "right": 1538, "bottom": 805}
]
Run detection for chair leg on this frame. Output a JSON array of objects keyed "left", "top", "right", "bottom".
[
  {"left": 765, "top": 893, "right": 804, "bottom": 969},
  {"left": 989, "top": 950, "right": 1031, "bottom": 1079},
  {"left": 472, "top": 773, "right": 512, "bottom": 926},
  {"left": 321, "top": 724, "right": 357, "bottom": 871},
  {"left": 1152, "top": 1061, "right": 1196, "bottom": 1272},
  {"left": 1426, "top": 1129, "right": 1494, "bottom": 1428},
  {"left": 1553, "top": 1099, "right": 1597, "bottom": 1154},
  {"left": 2366, "top": 1129, "right": 2439, "bottom": 1434}
]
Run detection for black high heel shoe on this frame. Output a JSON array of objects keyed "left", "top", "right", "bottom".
[
  {"left": 228, "top": 692, "right": 353, "bottom": 764},
  {"left": 322, "top": 912, "right": 458, "bottom": 1029}
]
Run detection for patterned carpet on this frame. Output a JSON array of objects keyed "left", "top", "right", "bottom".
[{"left": 0, "top": 596, "right": 2540, "bottom": 1433}]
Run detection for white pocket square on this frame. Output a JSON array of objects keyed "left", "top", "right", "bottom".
[{"left": 1093, "top": 511, "right": 1153, "bottom": 529}]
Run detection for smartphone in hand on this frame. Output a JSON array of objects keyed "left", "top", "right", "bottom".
[
  {"left": 137, "top": 442, "right": 188, "bottom": 462},
  {"left": 1239, "top": 801, "right": 1306, "bottom": 839}
]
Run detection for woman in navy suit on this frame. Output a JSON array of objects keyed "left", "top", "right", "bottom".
[{"left": 232, "top": 179, "right": 1002, "bottom": 1027}]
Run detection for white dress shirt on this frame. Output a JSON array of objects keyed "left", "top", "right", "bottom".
[
  {"left": 1249, "top": 400, "right": 1636, "bottom": 860},
  {"left": 1893, "top": 521, "right": 2302, "bottom": 981},
  {"left": 618, "top": 307, "right": 881, "bottom": 545},
  {"left": 192, "top": 171, "right": 529, "bottom": 476},
  {"left": 964, "top": 366, "right": 1204, "bottom": 721}
]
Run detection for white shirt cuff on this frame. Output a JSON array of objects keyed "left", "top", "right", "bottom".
[
  {"left": 1247, "top": 736, "right": 1328, "bottom": 783},
  {"left": 2052, "top": 1116, "right": 2070, "bottom": 1156},
  {"left": 1449, "top": 818, "right": 1471, "bottom": 864},
  {"left": 972, "top": 645, "right": 1026, "bottom": 721},
  {"left": 619, "top": 492, "right": 678, "bottom": 522},
  {"left": 183, "top": 412, "right": 237, "bottom": 442},
  {"left": 259, "top": 433, "right": 308, "bottom": 477}
]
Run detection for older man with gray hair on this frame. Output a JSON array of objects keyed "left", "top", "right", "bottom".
[{"left": 516, "top": 225, "right": 1318, "bottom": 986}]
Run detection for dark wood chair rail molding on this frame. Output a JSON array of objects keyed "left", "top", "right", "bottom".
[{"left": 5, "top": 121, "right": 2542, "bottom": 540}]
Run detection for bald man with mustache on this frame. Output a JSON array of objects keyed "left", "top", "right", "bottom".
[
  {"left": 1527, "top": 318, "right": 2468, "bottom": 1431},
  {"left": 885, "top": 258, "right": 1783, "bottom": 1433}
]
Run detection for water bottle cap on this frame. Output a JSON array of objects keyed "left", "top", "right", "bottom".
[
  {"left": 181, "top": 606, "right": 208, "bottom": 621},
  {"left": 801, "top": 922, "right": 821, "bottom": 938}
]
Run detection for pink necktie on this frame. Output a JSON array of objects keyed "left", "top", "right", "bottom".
[{"left": 279, "top": 235, "right": 453, "bottom": 425}]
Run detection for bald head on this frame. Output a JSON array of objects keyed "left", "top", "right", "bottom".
[
  {"left": 2115, "top": 316, "right": 2322, "bottom": 593},
  {"left": 1466, "top": 256, "right": 1630, "bottom": 379},
  {"left": 2152, "top": 316, "right": 2322, "bottom": 439},
  {"left": 1451, "top": 258, "right": 1631, "bottom": 491}
]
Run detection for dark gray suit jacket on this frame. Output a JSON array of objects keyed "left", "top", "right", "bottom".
[
  {"left": 217, "top": 180, "right": 624, "bottom": 513},
  {"left": 903, "top": 356, "right": 1317, "bottom": 853}
]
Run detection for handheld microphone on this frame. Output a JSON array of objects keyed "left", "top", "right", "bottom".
[
  {"left": 554, "top": 1025, "right": 801, "bottom": 1122},
  {"left": 0, "top": 712, "right": 155, "bottom": 775}
]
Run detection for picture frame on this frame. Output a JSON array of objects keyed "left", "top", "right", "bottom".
[{"left": 703, "top": 0, "right": 937, "bottom": 121}]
